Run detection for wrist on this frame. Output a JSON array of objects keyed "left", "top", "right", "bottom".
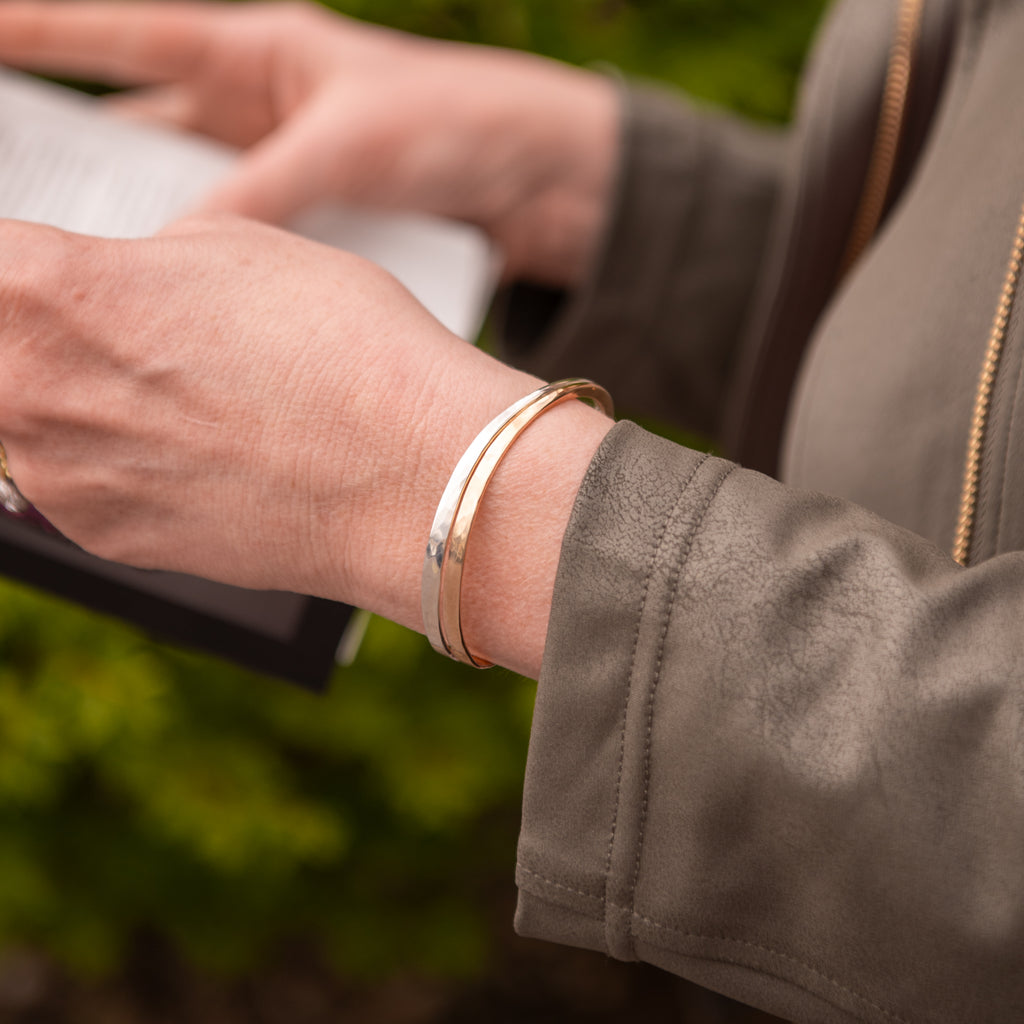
[
  {"left": 461, "top": 50, "right": 621, "bottom": 288},
  {"left": 511, "top": 63, "right": 621, "bottom": 288},
  {"left": 324, "top": 339, "right": 543, "bottom": 634},
  {"left": 335, "top": 345, "right": 613, "bottom": 678},
  {"left": 457, "top": 393, "right": 614, "bottom": 677}
]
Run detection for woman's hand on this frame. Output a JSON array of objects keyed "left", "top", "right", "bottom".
[
  {"left": 0, "top": 217, "right": 612, "bottom": 675},
  {"left": 0, "top": 1, "right": 619, "bottom": 286}
]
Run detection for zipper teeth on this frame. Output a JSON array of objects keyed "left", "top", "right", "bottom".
[
  {"left": 840, "top": 0, "right": 925, "bottom": 277},
  {"left": 837, "top": 0, "right": 1024, "bottom": 567},
  {"left": 952, "top": 202, "right": 1024, "bottom": 566}
]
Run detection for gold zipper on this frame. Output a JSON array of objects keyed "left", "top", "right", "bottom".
[
  {"left": 836, "top": 0, "right": 1023, "bottom": 567},
  {"left": 952, "top": 202, "right": 1024, "bottom": 566},
  {"left": 840, "top": 0, "right": 925, "bottom": 276}
]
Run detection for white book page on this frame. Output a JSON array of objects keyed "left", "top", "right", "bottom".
[{"left": 0, "top": 67, "right": 498, "bottom": 339}]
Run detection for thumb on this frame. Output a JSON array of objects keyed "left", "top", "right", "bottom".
[{"left": 191, "top": 102, "right": 343, "bottom": 225}]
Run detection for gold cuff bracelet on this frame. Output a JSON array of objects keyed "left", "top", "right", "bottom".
[{"left": 422, "top": 378, "right": 614, "bottom": 668}]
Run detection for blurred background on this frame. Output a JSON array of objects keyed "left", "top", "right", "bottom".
[{"left": 0, "top": 1, "right": 827, "bottom": 1020}]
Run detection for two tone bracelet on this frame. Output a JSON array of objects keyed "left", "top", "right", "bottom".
[{"left": 421, "top": 378, "right": 614, "bottom": 668}]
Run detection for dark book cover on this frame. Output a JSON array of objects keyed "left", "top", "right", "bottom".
[{"left": 0, "top": 505, "right": 352, "bottom": 690}]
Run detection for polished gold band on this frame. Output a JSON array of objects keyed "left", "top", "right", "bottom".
[{"left": 422, "top": 379, "right": 614, "bottom": 668}]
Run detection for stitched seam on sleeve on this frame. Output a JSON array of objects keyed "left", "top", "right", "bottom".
[
  {"left": 628, "top": 464, "right": 737, "bottom": 913},
  {"left": 517, "top": 861, "right": 603, "bottom": 900},
  {"left": 603, "top": 452, "right": 710, "bottom": 895},
  {"left": 517, "top": 869, "right": 910, "bottom": 1024},
  {"left": 627, "top": 911, "right": 911, "bottom": 1024},
  {"left": 517, "top": 865, "right": 604, "bottom": 907}
]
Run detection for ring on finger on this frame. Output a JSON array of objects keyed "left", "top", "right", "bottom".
[{"left": 0, "top": 442, "right": 30, "bottom": 515}]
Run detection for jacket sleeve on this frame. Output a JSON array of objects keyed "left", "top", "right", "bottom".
[
  {"left": 516, "top": 421, "right": 1024, "bottom": 1024},
  {"left": 495, "top": 84, "right": 786, "bottom": 438}
]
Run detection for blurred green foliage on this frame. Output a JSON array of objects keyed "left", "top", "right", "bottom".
[
  {"left": 0, "top": 584, "right": 533, "bottom": 978},
  {"left": 336, "top": 0, "right": 827, "bottom": 122},
  {"left": 0, "top": 0, "right": 828, "bottom": 982}
]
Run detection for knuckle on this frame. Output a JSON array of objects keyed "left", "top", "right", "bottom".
[
  {"left": 0, "top": 224, "right": 90, "bottom": 319},
  {"left": 2, "top": 451, "right": 66, "bottom": 520},
  {"left": 19, "top": 461, "right": 140, "bottom": 565},
  {"left": 11, "top": 459, "right": 53, "bottom": 512},
  {"left": 0, "top": 402, "right": 34, "bottom": 444},
  {"left": 0, "top": 229, "right": 99, "bottom": 430}
]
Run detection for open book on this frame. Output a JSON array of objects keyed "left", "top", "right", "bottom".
[{"left": 0, "top": 67, "right": 497, "bottom": 687}]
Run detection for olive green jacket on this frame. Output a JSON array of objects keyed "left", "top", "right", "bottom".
[{"left": 502, "top": 0, "right": 1024, "bottom": 1020}]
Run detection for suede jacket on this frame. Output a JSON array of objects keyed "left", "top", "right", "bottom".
[{"left": 501, "top": 0, "right": 1024, "bottom": 1020}]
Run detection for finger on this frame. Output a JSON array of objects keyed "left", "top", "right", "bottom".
[
  {"left": 0, "top": 2, "right": 214, "bottom": 85},
  {"left": 192, "top": 103, "right": 342, "bottom": 224},
  {"left": 102, "top": 85, "right": 201, "bottom": 132}
]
